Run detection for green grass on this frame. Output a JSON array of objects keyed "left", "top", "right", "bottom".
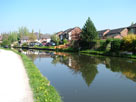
[
  {"left": 13, "top": 50, "right": 61, "bottom": 102},
  {"left": 80, "top": 49, "right": 136, "bottom": 59},
  {"left": 33, "top": 46, "right": 55, "bottom": 49}
]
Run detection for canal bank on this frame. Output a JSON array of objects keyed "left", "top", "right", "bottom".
[
  {"left": 80, "top": 50, "right": 136, "bottom": 59},
  {"left": 0, "top": 49, "right": 61, "bottom": 102},
  {"left": 22, "top": 49, "right": 136, "bottom": 102},
  {"left": 14, "top": 49, "right": 62, "bottom": 102},
  {"left": 17, "top": 46, "right": 136, "bottom": 59}
]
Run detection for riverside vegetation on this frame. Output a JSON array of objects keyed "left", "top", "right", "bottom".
[{"left": 13, "top": 50, "right": 61, "bottom": 102}]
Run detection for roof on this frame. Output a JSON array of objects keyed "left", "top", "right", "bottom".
[
  {"left": 62, "top": 27, "right": 81, "bottom": 35},
  {"left": 21, "top": 36, "right": 29, "bottom": 40},
  {"left": 62, "top": 28, "right": 74, "bottom": 34},
  {"left": 98, "top": 29, "right": 109, "bottom": 35},
  {"left": 128, "top": 23, "right": 136, "bottom": 28},
  {"left": 105, "top": 28, "right": 126, "bottom": 36},
  {"left": 56, "top": 31, "right": 63, "bottom": 36},
  {"left": 40, "top": 34, "right": 51, "bottom": 39}
]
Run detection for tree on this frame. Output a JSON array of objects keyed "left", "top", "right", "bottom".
[
  {"left": 131, "top": 22, "right": 135, "bottom": 26},
  {"left": 1, "top": 39, "right": 11, "bottom": 47},
  {"left": 9, "top": 31, "right": 18, "bottom": 43},
  {"left": 1, "top": 33, "right": 11, "bottom": 47},
  {"left": 81, "top": 17, "right": 98, "bottom": 42},
  {"left": 18, "top": 26, "right": 29, "bottom": 38},
  {"left": 28, "top": 29, "right": 37, "bottom": 41},
  {"left": 29, "top": 34, "right": 37, "bottom": 42},
  {"left": 51, "top": 34, "right": 60, "bottom": 45},
  {"left": 32, "top": 29, "right": 34, "bottom": 34}
]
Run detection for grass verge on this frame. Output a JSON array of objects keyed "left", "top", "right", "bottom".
[
  {"left": 80, "top": 50, "right": 136, "bottom": 59},
  {"left": 13, "top": 49, "right": 62, "bottom": 102}
]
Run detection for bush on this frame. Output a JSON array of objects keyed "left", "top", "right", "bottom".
[
  {"left": 111, "top": 39, "right": 121, "bottom": 52},
  {"left": 106, "top": 38, "right": 113, "bottom": 44},
  {"left": 122, "top": 34, "right": 136, "bottom": 52},
  {"left": 13, "top": 43, "right": 19, "bottom": 48},
  {"left": 63, "top": 39, "right": 68, "bottom": 44},
  {"left": 132, "top": 40, "right": 136, "bottom": 54},
  {"left": 123, "top": 34, "right": 136, "bottom": 44},
  {"left": 22, "top": 43, "right": 28, "bottom": 47},
  {"left": 98, "top": 40, "right": 106, "bottom": 51},
  {"left": 1, "top": 40, "right": 11, "bottom": 48},
  {"left": 98, "top": 39, "right": 111, "bottom": 51}
]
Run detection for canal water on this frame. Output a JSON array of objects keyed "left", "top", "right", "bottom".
[{"left": 23, "top": 50, "right": 136, "bottom": 102}]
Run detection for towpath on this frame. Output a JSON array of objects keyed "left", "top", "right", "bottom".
[{"left": 0, "top": 49, "right": 33, "bottom": 102}]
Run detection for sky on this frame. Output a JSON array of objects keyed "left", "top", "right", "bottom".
[{"left": 0, "top": 0, "right": 136, "bottom": 34}]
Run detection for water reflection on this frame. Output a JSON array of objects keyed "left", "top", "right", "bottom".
[
  {"left": 22, "top": 49, "right": 136, "bottom": 86},
  {"left": 52, "top": 52, "right": 99, "bottom": 87}
]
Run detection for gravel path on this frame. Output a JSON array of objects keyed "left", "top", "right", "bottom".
[{"left": 0, "top": 49, "right": 33, "bottom": 102}]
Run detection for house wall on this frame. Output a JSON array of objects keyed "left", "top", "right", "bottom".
[
  {"left": 120, "top": 28, "right": 128, "bottom": 38},
  {"left": 39, "top": 38, "right": 47, "bottom": 43},
  {"left": 70, "top": 27, "right": 82, "bottom": 40},
  {"left": 114, "top": 35, "right": 122, "bottom": 39},
  {"left": 111, "top": 29, "right": 128, "bottom": 39},
  {"left": 21, "top": 40, "right": 30, "bottom": 44},
  {"left": 47, "top": 38, "right": 51, "bottom": 43},
  {"left": 104, "top": 33, "right": 120, "bottom": 39},
  {"left": 104, "top": 29, "right": 128, "bottom": 39},
  {"left": 39, "top": 38, "right": 51, "bottom": 43}
]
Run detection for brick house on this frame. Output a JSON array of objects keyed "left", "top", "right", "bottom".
[
  {"left": 20, "top": 36, "right": 32, "bottom": 44},
  {"left": 56, "top": 31, "right": 63, "bottom": 40},
  {"left": 33, "top": 32, "right": 51, "bottom": 43},
  {"left": 58, "top": 27, "right": 82, "bottom": 41},
  {"left": 98, "top": 29, "right": 110, "bottom": 39},
  {"left": 56, "top": 31, "right": 63, "bottom": 36},
  {"left": 103, "top": 28, "right": 128, "bottom": 39},
  {"left": 39, "top": 34, "right": 51, "bottom": 43},
  {"left": 20, "top": 36, "right": 30, "bottom": 43},
  {"left": 127, "top": 23, "right": 136, "bottom": 34}
]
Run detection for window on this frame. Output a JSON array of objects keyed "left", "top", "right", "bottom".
[{"left": 130, "top": 28, "right": 134, "bottom": 33}]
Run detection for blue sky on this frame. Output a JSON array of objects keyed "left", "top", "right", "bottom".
[{"left": 0, "top": 0, "right": 136, "bottom": 34}]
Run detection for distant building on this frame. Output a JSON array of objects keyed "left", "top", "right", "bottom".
[
  {"left": 57, "top": 27, "right": 82, "bottom": 41},
  {"left": 20, "top": 36, "right": 30, "bottom": 43},
  {"left": 98, "top": 29, "right": 110, "bottom": 39},
  {"left": 127, "top": 23, "right": 136, "bottom": 34},
  {"left": 33, "top": 32, "right": 40, "bottom": 41},
  {"left": 104, "top": 27, "right": 128, "bottom": 39},
  {"left": 39, "top": 34, "right": 51, "bottom": 43},
  {"left": 56, "top": 31, "right": 63, "bottom": 36}
]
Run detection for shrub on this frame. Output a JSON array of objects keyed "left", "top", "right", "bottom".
[
  {"left": 123, "top": 34, "right": 136, "bottom": 44},
  {"left": 98, "top": 40, "right": 106, "bottom": 51},
  {"left": 111, "top": 39, "right": 121, "bottom": 52},
  {"left": 1, "top": 40, "right": 11, "bottom": 48},
  {"left": 122, "top": 34, "right": 136, "bottom": 52},
  {"left": 13, "top": 43, "right": 18, "bottom": 48},
  {"left": 98, "top": 39, "right": 111, "bottom": 51},
  {"left": 22, "top": 43, "right": 28, "bottom": 47},
  {"left": 106, "top": 38, "right": 113, "bottom": 44},
  {"left": 63, "top": 39, "right": 68, "bottom": 44},
  {"left": 132, "top": 40, "right": 136, "bottom": 54}
]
